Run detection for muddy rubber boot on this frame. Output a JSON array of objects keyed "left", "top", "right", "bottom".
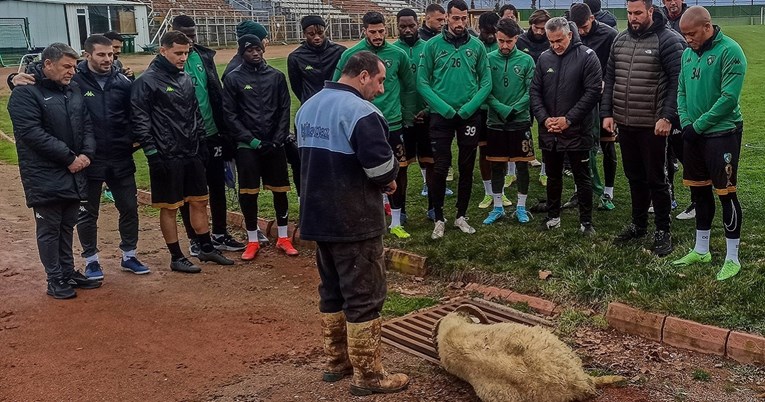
[
  {"left": 346, "top": 318, "right": 410, "bottom": 396},
  {"left": 320, "top": 311, "right": 353, "bottom": 382}
]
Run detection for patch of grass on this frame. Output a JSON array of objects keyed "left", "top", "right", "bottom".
[
  {"left": 557, "top": 309, "right": 590, "bottom": 336},
  {"left": 382, "top": 291, "right": 438, "bottom": 318},
  {"left": 691, "top": 369, "right": 711, "bottom": 382},
  {"left": 0, "top": 140, "right": 18, "bottom": 164}
]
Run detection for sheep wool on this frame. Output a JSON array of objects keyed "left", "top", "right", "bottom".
[{"left": 434, "top": 306, "right": 599, "bottom": 402}]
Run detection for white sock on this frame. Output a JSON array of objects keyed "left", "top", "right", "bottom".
[
  {"left": 296, "top": 196, "right": 300, "bottom": 206},
  {"left": 604, "top": 186, "right": 614, "bottom": 198},
  {"left": 85, "top": 254, "right": 99, "bottom": 264},
  {"left": 726, "top": 238, "right": 740, "bottom": 263},
  {"left": 518, "top": 194, "right": 527, "bottom": 207},
  {"left": 420, "top": 168, "right": 427, "bottom": 183},
  {"left": 493, "top": 194, "right": 503, "bottom": 208},
  {"left": 483, "top": 180, "right": 492, "bottom": 195},
  {"left": 507, "top": 162, "right": 516, "bottom": 176},
  {"left": 540, "top": 163, "right": 546, "bottom": 176},
  {"left": 574, "top": 185, "right": 578, "bottom": 192},
  {"left": 694, "top": 230, "right": 711, "bottom": 254},
  {"left": 247, "top": 230, "right": 259, "bottom": 243},
  {"left": 277, "top": 225, "right": 288, "bottom": 238},
  {"left": 391, "top": 208, "right": 402, "bottom": 228},
  {"left": 122, "top": 249, "right": 136, "bottom": 261},
  {"left": 382, "top": 194, "right": 389, "bottom": 204}
]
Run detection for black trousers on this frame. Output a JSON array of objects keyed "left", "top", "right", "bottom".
[
  {"left": 77, "top": 174, "right": 139, "bottom": 258},
  {"left": 666, "top": 132, "right": 684, "bottom": 201},
  {"left": 34, "top": 201, "right": 80, "bottom": 280},
  {"left": 601, "top": 141, "right": 617, "bottom": 188},
  {"left": 542, "top": 147, "right": 592, "bottom": 224},
  {"left": 182, "top": 136, "right": 227, "bottom": 237},
  {"left": 316, "top": 236, "right": 387, "bottom": 323},
  {"left": 618, "top": 126, "right": 671, "bottom": 231}
]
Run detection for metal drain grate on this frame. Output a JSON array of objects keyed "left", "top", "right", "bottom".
[{"left": 381, "top": 298, "right": 553, "bottom": 365}]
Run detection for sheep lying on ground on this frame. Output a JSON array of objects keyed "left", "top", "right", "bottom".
[{"left": 433, "top": 305, "right": 624, "bottom": 402}]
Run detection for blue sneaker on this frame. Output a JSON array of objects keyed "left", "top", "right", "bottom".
[
  {"left": 102, "top": 189, "right": 115, "bottom": 203},
  {"left": 121, "top": 257, "right": 151, "bottom": 275},
  {"left": 483, "top": 207, "right": 505, "bottom": 225},
  {"left": 426, "top": 208, "right": 436, "bottom": 221},
  {"left": 513, "top": 206, "right": 531, "bottom": 224},
  {"left": 84, "top": 261, "right": 104, "bottom": 280},
  {"left": 671, "top": 199, "right": 678, "bottom": 210},
  {"left": 421, "top": 184, "right": 428, "bottom": 197},
  {"left": 445, "top": 188, "right": 454, "bottom": 196}
]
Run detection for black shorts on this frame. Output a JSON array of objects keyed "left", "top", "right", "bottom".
[
  {"left": 429, "top": 113, "right": 480, "bottom": 148},
  {"left": 485, "top": 128, "right": 535, "bottom": 162},
  {"left": 236, "top": 147, "right": 291, "bottom": 194},
  {"left": 149, "top": 157, "right": 208, "bottom": 209},
  {"left": 413, "top": 120, "right": 433, "bottom": 164},
  {"left": 682, "top": 127, "right": 742, "bottom": 195},
  {"left": 402, "top": 127, "right": 418, "bottom": 165},
  {"left": 388, "top": 129, "right": 409, "bottom": 167},
  {"left": 477, "top": 109, "right": 488, "bottom": 147}
]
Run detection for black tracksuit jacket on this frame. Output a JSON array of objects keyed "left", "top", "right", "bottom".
[{"left": 287, "top": 40, "right": 346, "bottom": 104}]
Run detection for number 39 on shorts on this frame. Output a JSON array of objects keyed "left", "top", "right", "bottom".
[{"left": 465, "top": 126, "right": 477, "bottom": 136}]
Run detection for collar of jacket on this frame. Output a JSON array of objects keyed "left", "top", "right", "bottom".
[
  {"left": 693, "top": 25, "right": 721, "bottom": 56},
  {"left": 628, "top": 9, "right": 669, "bottom": 38},
  {"left": 304, "top": 38, "right": 330, "bottom": 53},
  {"left": 500, "top": 46, "right": 518, "bottom": 59},
  {"left": 324, "top": 81, "right": 365, "bottom": 99},
  {"left": 525, "top": 28, "right": 547, "bottom": 43},
  {"left": 193, "top": 43, "right": 216, "bottom": 58},
  {"left": 443, "top": 27, "right": 469, "bottom": 46},
  {"left": 154, "top": 55, "right": 182, "bottom": 74},
  {"left": 400, "top": 34, "right": 420, "bottom": 47},
  {"left": 30, "top": 63, "right": 71, "bottom": 91},
  {"left": 76, "top": 60, "right": 118, "bottom": 81},
  {"left": 420, "top": 23, "right": 439, "bottom": 37},
  {"left": 362, "top": 38, "right": 388, "bottom": 52},
  {"left": 241, "top": 60, "right": 268, "bottom": 72}
]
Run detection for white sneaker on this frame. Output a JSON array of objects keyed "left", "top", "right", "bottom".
[
  {"left": 543, "top": 217, "right": 561, "bottom": 230},
  {"left": 530, "top": 159, "right": 542, "bottom": 167},
  {"left": 432, "top": 220, "right": 445, "bottom": 239},
  {"left": 454, "top": 216, "right": 476, "bottom": 234},
  {"left": 676, "top": 204, "right": 696, "bottom": 220}
]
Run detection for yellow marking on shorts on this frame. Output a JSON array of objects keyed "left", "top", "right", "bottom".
[
  {"left": 683, "top": 179, "right": 714, "bottom": 187},
  {"left": 239, "top": 188, "right": 261, "bottom": 194},
  {"left": 152, "top": 201, "right": 184, "bottom": 209},
  {"left": 714, "top": 186, "right": 737, "bottom": 195},
  {"left": 265, "top": 185, "right": 291, "bottom": 193}
]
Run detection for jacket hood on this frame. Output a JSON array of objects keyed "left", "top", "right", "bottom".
[
  {"left": 629, "top": 8, "right": 669, "bottom": 37},
  {"left": 556, "top": 23, "right": 583, "bottom": 57}
]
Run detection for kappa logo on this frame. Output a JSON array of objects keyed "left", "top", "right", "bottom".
[
  {"left": 723, "top": 152, "right": 732, "bottom": 164},
  {"left": 35, "top": 212, "right": 43, "bottom": 220},
  {"left": 546, "top": 67, "right": 554, "bottom": 73},
  {"left": 438, "top": 50, "right": 449, "bottom": 59},
  {"left": 244, "top": 84, "right": 253, "bottom": 90},
  {"left": 707, "top": 55, "right": 716, "bottom": 65},
  {"left": 165, "top": 86, "right": 175, "bottom": 92},
  {"left": 84, "top": 91, "right": 95, "bottom": 97},
  {"left": 79, "top": 205, "right": 87, "bottom": 213},
  {"left": 305, "top": 65, "right": 314, "bottom": 70}
]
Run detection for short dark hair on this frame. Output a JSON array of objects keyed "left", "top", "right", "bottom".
[
  {"left": 84, "top": 34, "right": 113, "bottom": 53},
  {"left": 171, "top": 15, "right": 196, "bottom": 30},
  {"left": 103, "top": 30, "right": 124, "bottom": 42},
  {"left": 499, "top": 4, "right": 518, "bottom": 19},
  {"left": 569, "top": 3, "right": 592, "bottom": 27},
  {"left": 627, "top": 0, "right": 653, "bottom": 10},
  {"left": 41, "top": 43, "right": 79, "bottom": 63},
  {"left": 397, "top": 8, "right": 418, "bottom": 21},
  {"left": 425, "top": 4, "right": 445, "bottom": 14},
  {"left": 496, "top": 17, "right": 522, "bottom": 37},
  {"left": 160, "top": 31, "right": 191, "bottom": 48},
  {"left": 341, "top": 51, "right": 382, "bottom": 78},
  {"left": 478, "top": 12, "right": 500, "bottom": 31},
  {"left": 446, "top": 0, "right": 469, "bottom": 14},
  {"left": 529, "top": 9, "right": 552, "bottom": 25},
  {"left": 362, "top": 11, "right": 385, "bottom": 27}
]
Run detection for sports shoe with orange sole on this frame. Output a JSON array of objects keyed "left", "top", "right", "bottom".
[
  {"left": 241, "top": 242, "right": 260, "bottom": 260},
  {"left": 276, "top": 237, "right": 299, "bottom": 256}
]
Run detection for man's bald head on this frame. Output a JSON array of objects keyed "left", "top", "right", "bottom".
[{"left": 679, "top": 6, "right": 714, "bottom": 51}]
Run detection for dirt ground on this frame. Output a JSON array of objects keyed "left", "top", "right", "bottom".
[{"left": 1, "top": 163, "right": 764, "bottom": 401}]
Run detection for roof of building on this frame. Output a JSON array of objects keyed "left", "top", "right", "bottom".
[{"left": 8, "top": 0, "right": 147, "bottom": 6}]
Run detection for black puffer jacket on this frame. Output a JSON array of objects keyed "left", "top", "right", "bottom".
[
  {"left": 287, "top": 39, "right": 346, "bottom": 104},
  {"left": 580, "top": 20, "right": 618, "bottom": 72},
  {"left": 7, "top": 63, "right": 96, "bottom": 207},
  {"left": 594, "top": 9, "right": 618, "bottom": 28},
  {"left": 73, "top": 60, "right": 135, "bottom": 180},
  {"left": 131, "top": 56, "right": 205, "bottom": 159},
  {"left": 222, "top": 61, "right": 290, "bottom": 146},
  {"left": 530, "top": 26, "right": 603, "bottom": 152},
  {"left": 516, "top": 29, "right": 549, "bottom": 63},
  {"left": 601, "top": 11, "right": 686, "bottom": 127}
]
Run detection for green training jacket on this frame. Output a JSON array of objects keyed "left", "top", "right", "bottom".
[
  {"left": 393, "top": 38, "right": 428, "bottom": 115},
  {"left": 485, "top": 47, "right": 535, "bottom": 130},
  {"left": 333, "top": 39, "right": 415, "bottom": 130},
  {"left": 417, "top": 31, "right": 492, "bottom": 119},
  {"left": 677, "top": 28, "right": 747, "bottom": 135}
]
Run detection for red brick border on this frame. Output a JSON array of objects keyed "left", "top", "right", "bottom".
[
  {"left": 465, "top": 283, "right": 558, "bottom": 316},
  {"left": 662, "top": 316, "right": 729, "bottom": 356},
  {"left": 606, "top": 302, "right": 666, "bottom": 343},
  {"left": 727, "top": 331, "right": 765, "bottom": 364}
]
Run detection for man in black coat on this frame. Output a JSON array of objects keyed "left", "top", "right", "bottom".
[
  {"left": 7, "top": 43, "right": 101, "bottom": 299},
  {"left": 287, "top": 16, "right": 346, "bottom": 104},
  {"left": 419, "top": 4, "right": 446, "bottom": 41},
  {"left": 131, "top": 31, "right": 233, "bottom": 273},
  {"left": 530, "top": 18, "right": 602, "bottom": 235},
  {"left": 584, "top": 0, "right": 618, "bottom": 28},
  {"left": 222, "top": 35, "right": 298, "bottom": 261}
]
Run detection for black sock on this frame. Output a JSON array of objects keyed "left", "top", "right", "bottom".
[
  {"left": 196, "top": 232, "right": 215, "bottom": 253},
  {"left": 167, "top": 242, "right": 184, "bottom": 261}
]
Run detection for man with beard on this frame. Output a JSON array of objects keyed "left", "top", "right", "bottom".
[
  {"left": 418, "top": 0, "right": 492, "bottom": 239},
  {"left": 333, "top": 11, "right": 415, "bottom": 239},
  {"left": 530, "top": 18, "right": 602, "bottom": 234},
  {"left": 662, "top": 0, "right": 689, "bottom": 33},
  {"left": 602, "top": 0, "right": 686, "bottom": 257},
  {"left": 419, "top": 4, "right": 446, "bottom": 41},
  {"left": 570, "top": 3, "right": 618, "bottom": 211},
  {"left": 672, "top": 6, "right": 747, "bottom": 280},
  {"left": 584, "top": 0, "right": 618, "bottom": 28},
  {"left": 287, "top": 16, "right": 346, "bottom": 104},
  {"left": 222, "top": 35, "right": 298, "bottom": 260},
  {"left": 476, "top": 11, "right": 513, "bottom": 210},
  {"left": 483, "top": 18, "right": 535, "bottom": 225},
  {"left": 103, "top": 31, "right": 135, "bottom": 79}
]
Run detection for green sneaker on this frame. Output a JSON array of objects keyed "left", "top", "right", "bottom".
[
  {"left": 671, "top": 250, "right": 712, "bottom": 267},
  {"left": 504, "top": 174, "right": 516, "bottom": 187},
  {"left": 502, "top": 194, "right": 513, "bottom": 207},
  {"left": 599, "top": 194, "right": 615, "bottom": 211},
  {"left": 478, "top": 194, "right": 493, "bottom": 209},
  {"left": 390, "top": 226, "right": 411, "bottom": 239},
  {"left": 716, "top": 259, "right": 741, "bottom": 281}
]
